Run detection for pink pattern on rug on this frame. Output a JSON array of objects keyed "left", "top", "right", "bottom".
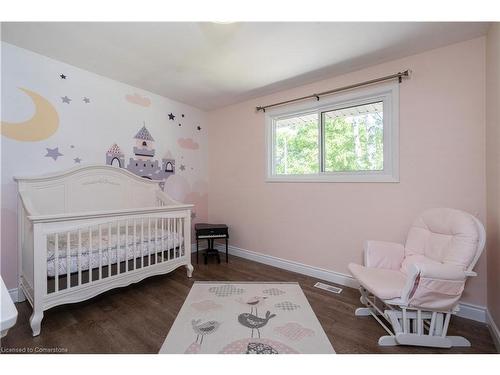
[
  {"left": 218, "top": 338, "right": 298, "bottom": 354},
  {"left": 191, "top": 300, "right": 222, "bottom": 312},
  {"left": 274, "top": 322, "right": 315, "bottom": 341},
  {"left": 184, "top": 341, "right": 201, "bottom": 354}
]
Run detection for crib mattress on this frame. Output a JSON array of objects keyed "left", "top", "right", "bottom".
[{"left": 46, "top": 226, "right": 183, "bottom": 277}]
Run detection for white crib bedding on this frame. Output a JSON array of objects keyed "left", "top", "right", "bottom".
[{"left": 46, "top": 226, "right": 183, "bottom": 277}]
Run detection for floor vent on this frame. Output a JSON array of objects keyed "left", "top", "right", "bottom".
[{"left": 314, "top": 282, "right": 343, "bottom": 294}]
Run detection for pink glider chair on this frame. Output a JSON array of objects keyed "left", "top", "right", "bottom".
[{"left": 348, "top": 208, "right": 485, "bottom": 348}]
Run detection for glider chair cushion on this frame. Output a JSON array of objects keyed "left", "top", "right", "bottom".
[
  {"left": 363, "top": 240, "right": 405, "bottom": 270},
  {"left": 405, "top": 208, "right": 479, "bottom": 269},
  {"left": 348, "top": 208, "right": 482, "bottom": 311},
  {"left": 349, "top": 263, "right": 406, "bottom": 300}
]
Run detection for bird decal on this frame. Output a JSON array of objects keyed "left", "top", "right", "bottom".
[
  {"left": 238, "top": 311, "right": 276, "bottom": 339},
  {"left": 191, "top": 319, "right": 221, "bottom": 345},
  {"left": 236, "top": 296, "right": 268, "bottom": 317}
]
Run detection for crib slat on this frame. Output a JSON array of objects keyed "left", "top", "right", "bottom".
[
  {"left": 174, "top": 218, "right": 178, "bottom": 258},
  {"left": 66, "top": 232, "right": 71, "bottom": 288},
  {"left": 148, "top": 217, "right": 152, "bottom": 267},
  {"left": 108, "top": 223, "right": 112, "bottom": 277},
  {"left": 125, "top": 220, "right": 129, "bottom": 273},
  {"left": 181, "top": 217, "right": 185, "bottom": 257},
  {"left": 160, "top": 217, "right": 164, "bottom": 263},
  {"left": 141, "top": 218, "right": 144, "bottom": 268},
  {"left": 117, "top": 221, "right": 120, "bottom": 275},
  {"left": 172, "top": 217, "right": 177, "bottom": 259},
  {"left": 88, "top": 227, "right": 92, "bottom": 283},
  {"left": 167, "top": 218, "right": 171, "bottom": 261},
  {"left": 98, "top": 225, "right": 103, "bottom": 280},
  {"left": 54, "top": 234, "right": 59, "bottom": 292},
  {"left": 155, "top": 218, "right": 159, "bottom": 264},
  {"left": 78, "top": 229, "right": 82, "bottom": 286},
  {"left": 133, "top": 219, "right": 137, "bottom": 271}
]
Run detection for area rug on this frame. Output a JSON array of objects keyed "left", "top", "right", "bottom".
[{"left": 159, "top": 282, "right": 335, "bottom": 354}]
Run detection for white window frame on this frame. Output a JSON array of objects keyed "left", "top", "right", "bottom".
[{"left": 265, "top": 82, "right": 399, "bottom": 183}]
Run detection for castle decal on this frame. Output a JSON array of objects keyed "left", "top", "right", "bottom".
[{"left": 106, "top": 124, "right": 175, "bottom": 181}]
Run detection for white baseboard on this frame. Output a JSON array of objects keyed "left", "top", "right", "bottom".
[
  {"left": 486, "top": 309, "right": 500, "bottom": 352},
  {"left": 213, "top": 244, "right": 360, "bottom": 289},
  {"left": 203, "top": 243, "right": 487, "bottom": 323},
  {"left": 456, "top": 302, "right": 487, "bottom": 323}
]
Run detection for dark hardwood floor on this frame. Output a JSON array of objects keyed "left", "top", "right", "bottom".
[{"left": 1, "top": 254, "right": 497, "bottom": 354}]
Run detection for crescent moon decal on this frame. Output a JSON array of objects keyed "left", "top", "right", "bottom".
[{"left": 1, "top": 88, "right": 59, "bottom": 142}]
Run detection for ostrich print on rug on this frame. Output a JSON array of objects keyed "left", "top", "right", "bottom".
[{"left": 159, "top": 282, "right": 335, "bottom": 354}]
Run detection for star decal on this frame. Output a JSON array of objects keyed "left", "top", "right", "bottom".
[
  {"left": 83, "top": 97, "right": 90, "bottom": 103},
  {"left": 179, "top": 164, "right": 186, "bottom": 171},
  {"left": 61, "top": 96, "right": 72, "bottom": 104},
  {"left": 197, "top": 126, "right": 202, "bottom": 131},
  {"left": 70, "top": 145, "right": 75, "bottom": 148},
  {"left": 168, "top": 113, "right": 175, "bottom": 120},
  {"left": 45, "top": 147, "right": 63, "bottom": 161},
  {"left": 60, "top": 74, "right": 67, "bottom": 79},
  {"left": 74, "top": 157, "right": 82, "bottom": 164},
  {"left": 178, "top": 123, "right": 181, "bottom": 127},
  {"left": 181, "top": 114, "right": 185, "bottom": 118}
]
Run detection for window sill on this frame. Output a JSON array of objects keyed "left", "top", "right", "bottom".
[{"left": 266, "top": 173, "right": 399, "bottom": 183}]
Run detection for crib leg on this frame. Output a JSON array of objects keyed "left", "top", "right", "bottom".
[
  {"left": 186, "top": 263, "right": 194, "bottom": 278},
  {"left": 30, "top": 307, "right": 44, "bottom": 337}
]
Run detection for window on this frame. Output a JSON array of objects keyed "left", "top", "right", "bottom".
[{"left": 266, "top": 83, "right": 399, "bottom": 182}]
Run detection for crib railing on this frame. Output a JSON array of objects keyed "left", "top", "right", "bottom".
[{"left": 45, "top": 214, "right": 188, "bottom": 294}]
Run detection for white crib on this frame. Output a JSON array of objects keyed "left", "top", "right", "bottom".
[{"left": 15, "top": 164, "right": 193, "bottom": 336}]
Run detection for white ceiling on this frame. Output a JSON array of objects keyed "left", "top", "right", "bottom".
[{"left": 1, "top": 22, "right": 490, "bottom": 110}]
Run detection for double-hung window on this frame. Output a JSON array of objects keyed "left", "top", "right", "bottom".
[{"left": 266, "top": 83, "right": 399, "bottom": 182}]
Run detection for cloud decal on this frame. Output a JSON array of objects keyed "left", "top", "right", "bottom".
[
  {"left": 125, "top": 93, "right": 151, "bottom": 107},
  {"left": 177, "top": 137, "right": 199, "bottom": 150}
]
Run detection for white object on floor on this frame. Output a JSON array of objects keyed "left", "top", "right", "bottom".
[
  {"left": 348, "top": 208, "right": 486, "bottom": 348},
  {"left": 160, "top": 282, "right": 335, "bottom": 354},
  {"left": 15, "top": 164, "right": 194, "bottom": 337},
  {"left": 313, "top": 282, "right": 342, "bottom": 294},
  {"left": 1, "top": 276, "right": 18, "bottom": 337}
]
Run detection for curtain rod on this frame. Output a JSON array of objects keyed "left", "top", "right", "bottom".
[{"left": 256, "top": 69, "right": 411, "bottom": 112}]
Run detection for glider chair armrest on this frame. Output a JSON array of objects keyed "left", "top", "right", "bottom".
[
  {"left": 364, "top": 240, "right": 405, "bottom": 270},
  {"left": 401, "top": 263, "right": 467, "bottom": 311},
  {"left": 413, "top": 263, "right": 467, "bottom": 281}
]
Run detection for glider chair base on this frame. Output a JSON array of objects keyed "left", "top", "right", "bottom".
[
  {"left": 377, "top": 334, "right": 470, "bottom": 348},
  {"left": 355, "top": 287, "right": 471, "bottom": 349}
]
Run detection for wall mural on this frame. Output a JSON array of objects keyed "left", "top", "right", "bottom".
[
  {"left": 105, "top": 124, "right": 176, "bottom": 182},
  {"left": 1, "top": 42, "right": 208, "bottom": 290},
  {"left": 178, "top": 137, "right": 200, "bottom": 150},
  {"left": 0, "top": 88, "right": 59, "bottom": 141}
]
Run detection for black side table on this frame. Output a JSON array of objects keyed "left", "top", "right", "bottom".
[{"left": 194, "top": 223, "right": 229, "bottom": 264}]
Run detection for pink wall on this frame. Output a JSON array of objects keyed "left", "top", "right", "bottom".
[
  {"left": 207, "top": 37, "right": 487, "bottom": 306},
  {"left": 486, "top": 24, "right": 500, "bottom": 328}
]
